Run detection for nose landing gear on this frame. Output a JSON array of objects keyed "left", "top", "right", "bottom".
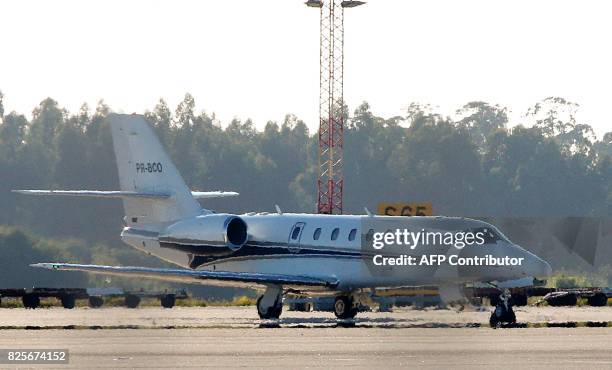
[
  {"left": 257, "top": 285, "right": 283, "bottom": 320},
  {"left": 489, "top": 289, "right": 517, "bottom": 328}
]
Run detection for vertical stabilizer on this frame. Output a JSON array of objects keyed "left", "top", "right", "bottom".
[{"left": 108, "top": 113, "right": 201, "bottom": 227}]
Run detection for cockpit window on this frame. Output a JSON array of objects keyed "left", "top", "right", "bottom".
[
  {"left": 480, "top": 228, "right": 499, "bottom": 243},
  {"left": 491, "top": 226, "right": 511, "bottom": 243},
  {"left": 469, "top": 226, "right": 509, "bottom": 244}
]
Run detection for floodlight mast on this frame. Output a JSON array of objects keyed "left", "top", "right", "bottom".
[{"left": 306, "top": 0, "right": 364, "bottom": 215}]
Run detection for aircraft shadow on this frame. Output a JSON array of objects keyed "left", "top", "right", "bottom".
[{"left": 258, "top": 315, "right": 481, "bottom": 329}]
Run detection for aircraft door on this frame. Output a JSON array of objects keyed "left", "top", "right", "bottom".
[{"left": 288, "top": 222, "right": 305, "bottom": 253}]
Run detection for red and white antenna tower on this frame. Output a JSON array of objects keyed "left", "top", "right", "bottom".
[{"left": 306, "top": 0, "right": 364, "bottom": 214}]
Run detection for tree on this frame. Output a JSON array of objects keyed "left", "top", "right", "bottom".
[
  {"left": 0, "top": 90, "right": 4, "bottom": 122},
  {"left": 526, "top": 97, "right": 596, "bottom": 155},
  {"left": 0, "top": 112, "right": 27, "bottom": 162},
  {"left": 388, "top": 107, "right": 482, "bottom": 215},
  {"left": 342, "top": 102, "right": 405, "bottom": 213},
  {"left": 456, "top": 101, "right": 508, "bottom": 152},
  {"left": 145, "top": 99, "right": 173, "bottom": 146}
]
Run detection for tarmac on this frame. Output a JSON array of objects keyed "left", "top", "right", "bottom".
[
  {"left": 0, "top": 306, "right": 612, "bottom": 368},
  {"left": 2, "top": 305, "right": 612, "bottom": 328}
]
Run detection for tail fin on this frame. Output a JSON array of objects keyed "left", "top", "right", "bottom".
[{"left": 108, "top": 113, "right": 202, "bottom": 227}]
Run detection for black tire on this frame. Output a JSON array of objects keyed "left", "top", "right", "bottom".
[
  {"left": 160, "top": 294, "right": 176, "bottom": 309},
  {"left": 61, "top": 295, "right": 76, "bottom": 309},
  {"left": 587, "top": 293, "right": 608, "bottom": 307},
  {"left": 547, "top": 293, "right": 577, "bottom": 306},
  {"left": 334, "top": 296, "right": 357, "bottom": 319},
  {"left": 257, "top": 295, "right": 282, "bottom": 319},
  {"left": 489, "top": 309, "right": 516, "bottom": 327},
  {"left": 124, "top": 294, "right": 141, "bottom": 309},
  {"left": 88, "top": 296, "right": 104, "bottom": 308},
  {"left": 22, "top": 294, "right": 40, "bottom": 309}
]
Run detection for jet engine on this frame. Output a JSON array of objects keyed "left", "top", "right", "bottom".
[{"left": 158, "top": 214, "right": 248, "bottom": 255}]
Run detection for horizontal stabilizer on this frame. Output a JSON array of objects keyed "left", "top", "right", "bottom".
[
  {"left": 12, "top": 190, "right": 170, "bottom": 199},
  {"left": 31, "top": 263, "right": 337, "bottom": 290},
  {"left": 13, "top": 190, "right": 238, "bottom": 200}
]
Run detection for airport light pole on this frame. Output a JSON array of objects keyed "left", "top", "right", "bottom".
[{"left": 306, "top": 0, "right": 365, "bottom": 214}]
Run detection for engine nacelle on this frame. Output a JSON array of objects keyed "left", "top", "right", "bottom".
[{"left": 158, "top": 214, "right": 248, "bottom": 255}]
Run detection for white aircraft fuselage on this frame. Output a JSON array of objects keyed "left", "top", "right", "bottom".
[{"left": 122, "top": 212, "right": 551, "bottom": 292}]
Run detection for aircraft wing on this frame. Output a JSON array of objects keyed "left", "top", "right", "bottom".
[{"left": 30, "top": 263, "right": 338, "bottom": 290}]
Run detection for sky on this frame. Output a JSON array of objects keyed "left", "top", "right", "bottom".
[{"left": 1, "top": 0, "right": 611, "bottom": 137}]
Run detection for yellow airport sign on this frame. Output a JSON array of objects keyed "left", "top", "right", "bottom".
[{"left": 377, "top": 203, "right": 433, "bottom": 216}]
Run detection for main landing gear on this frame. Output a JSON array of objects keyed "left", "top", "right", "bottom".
[
  {"left": 255, "top": 288, "right": 361, "bottom": 321},
  {"left": 489, "top": 289, "right": 517, "bottom": 328},
  {"left": 334, "top": 295, "right": 358, "bottom": 320},
  {"left": 257, "top": 286, "right": 283, "bottom": 319}
]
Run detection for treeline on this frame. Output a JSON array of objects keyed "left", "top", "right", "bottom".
[
  {"left": 0, "top": 226, "right": 240, "bottom": 297},
  {"left": 0, "top": 92, "right": 611, "bottom": 248},
  {"left": 0, "top": 225, "right": 158, "bottom": 289}
]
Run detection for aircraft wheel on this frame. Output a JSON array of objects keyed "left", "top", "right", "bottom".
[
  {"left": 547, "top": 293, "right": 577, "bottom": 306},
  {"left": 334, "top": 295, "right": 357, "bottom": 319},
  {"left": 124, "top": 294, "right": 141, "bottom": 309},
  {"left": 587, "top": 293, "right": 608, "bottom": 307},
  {"left": 61, "top": 294, "right": 76, "bottom": 309},
  {"left": 160, "top": 294, "right": 176, "bottom": 309},
  {"left": 257, "top": 295, "right": 282, "bottom": 319},
  {"left": 22, "top": 294, "right": 40, "bottom": 309},
  {"left": 489, "top": 303, "right": 516, "bottom": 328},
  {"left": 88, "top": 296, "right": 104, "bottom": 308}
]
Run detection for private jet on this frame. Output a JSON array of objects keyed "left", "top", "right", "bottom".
[{"left": 16, "top": 114, "right": 552, "bottom": 321}]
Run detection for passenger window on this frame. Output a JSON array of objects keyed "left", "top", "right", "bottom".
[
  {"left": 348, "top": 228, "right": 357, "bottom": 241},
  {"left": 331, "top": 228, "right": 339, "bottom": 241},
  {"left": 291, "top": 226, "right": 301, "bottom": 240},
  {"left": 313, "top": 228, "right": 322, "bottom": 240}
]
